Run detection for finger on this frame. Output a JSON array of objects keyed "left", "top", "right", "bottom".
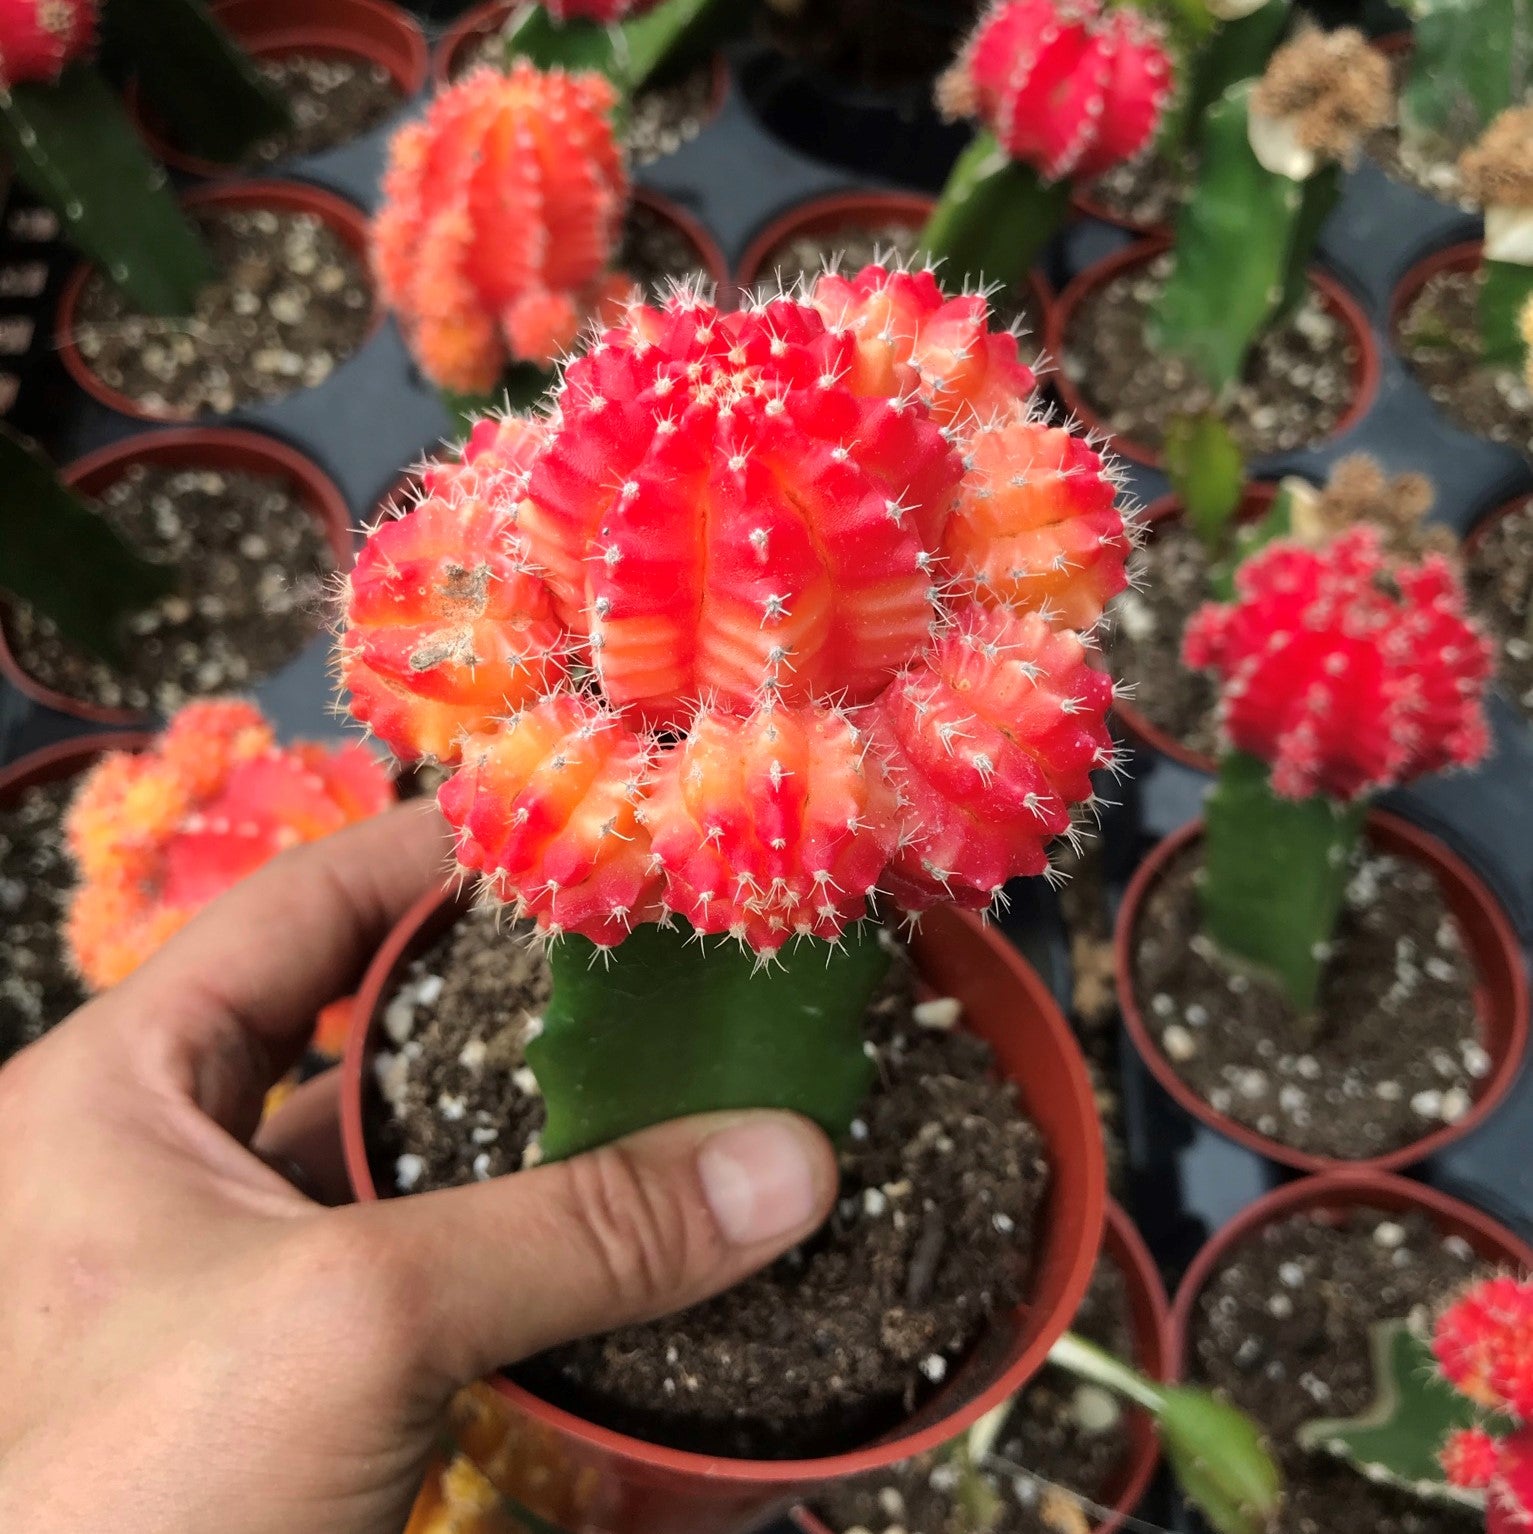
[
  {"left": 104, "top": 801, "right": 451, "bottom": 1129},
  {"left": 253, "top": 1070, "right": 352, "bottom": 1207},
  {"left": 364, "top": 1110, "right": 837, "bottom": 1384}
]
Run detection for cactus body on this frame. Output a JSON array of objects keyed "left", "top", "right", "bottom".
[
  {"left": 65, "top": 701, "right": 393, "bottom": 990},
  {"left": 371, "top": 63, "right": 631, "bottom": 391},
  {"left": 1400, "top": 0, "right": 1533, "bottom": 163},
  {"left": 0, "top": 0, "right": 93, "bottom": 83},
  {"left": 1436, "top": 1277, "right": 1533, "bottom": 1419}
]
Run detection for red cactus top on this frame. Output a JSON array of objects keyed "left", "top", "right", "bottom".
[
  {"left": 1184, "top": 528, "right": 1494, "bottom": 802},
  {"left": 0, "top": 0, "right": 95, "bottom": 85}
]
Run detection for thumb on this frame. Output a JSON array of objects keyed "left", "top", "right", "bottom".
[{"left": 359, "top": 1110, "right": 838, "bottom": 1386}]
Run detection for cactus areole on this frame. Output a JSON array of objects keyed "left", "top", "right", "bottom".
[{"left": 340, "top": 269, "right": 1129, "bottom": 1158}]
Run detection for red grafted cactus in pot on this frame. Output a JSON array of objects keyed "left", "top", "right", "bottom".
[
  {"left": 924, "top": 0, "right": 1174, "bottom": 290},
  {"left": 1183, "top": 527, "right": 1494, "bottom": 1017},
  {"left": 371, "top": 62, "right": 634, "bottom": 401},
  {"left": 64, "top": 699, "right": 394, "bottom": 991},
  {"left": 338, "top": 272, "right": 1129, "bottom": 1158}
]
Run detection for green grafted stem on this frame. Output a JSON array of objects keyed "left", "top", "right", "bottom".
[
  {"left": 1201, "top": 752, "right": 1367, "bottom": 1018},
  {"left": 1152, "top": 81, "right": 1337, "bottom": 395},
  {"left": 529, "top": 920, "right": 890, "bottom": 1161},
  {"left": 1480, "top": 258, "right": 1533, "bottom": 364},
  {"left": 505, "top": 0, "right": 726, "bottom": 94},
  {"left": 1181, "top": 0, "right": 1292, "bottom": 139},
  {"left": 1164, "top": 411, "right": 1247, "bottom": 555},
  {"left": 918, "top": 133, "right": 1071, "bottom": 297},
  {"left": 1401, "top": 0, "right": 1533, "bottom": 160}
]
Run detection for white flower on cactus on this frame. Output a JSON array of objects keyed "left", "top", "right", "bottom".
[
  {"left": 1248, "top": 108, "right": 1319, "bottom": 180},
  {"left": 1485, "top": 205, "right": 1533, "bottom": 265}
]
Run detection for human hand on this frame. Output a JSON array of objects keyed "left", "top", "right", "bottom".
[{"left": 0, "top": 802, "right": 837, "bottom": 1534}]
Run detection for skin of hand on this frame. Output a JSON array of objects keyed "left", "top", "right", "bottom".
[{"left": 0, "top": 801, "right": 837, "bottom": 1534}]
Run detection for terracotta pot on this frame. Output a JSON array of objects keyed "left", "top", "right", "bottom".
[
  {"left": 1390, "top": 238, "right": 1483, "bottom": 346},
  {"left": 129, "top": 0, "right": 428, "bottom": 178},
  {"left": 1111, "top": 483, "right": 1281, "bottom": 775},
  {"left": 1047, "top": 237, "right": 1381, "bottom": 471},
  {"left": 0, "top": 427, "right": 353, "bottom": 726},
  {"left": 788, "top": 1198, "right": 1169, "bottom": 1534},
  {"left": 342, "top": 889, "right": 1107, "bottom": 1534},
  {"left": 1170, "top": 1168, "right": 1533, "bottom": 1368},
  {"left": 1116, "top": 811, "right": 1530, "bottom": 1176},
  {"left": 735, "top": 189, "right": 1055, "bottom": 340},
  {"left": 56, "top": 179, "right": 379, "bottom": 424}
]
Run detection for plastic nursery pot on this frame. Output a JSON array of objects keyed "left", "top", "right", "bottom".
[
  {"left": 1169, "top": 1168, "right": 1533, "bottom": 1371},
  {"left": 1115, "top": 810, "right": 1530, "bottom": 1176},
  {"left": 0, "top": 732, "right": 153, "bottom": 815},
  {"left": 787, "top": 1198, "right": 1171, "bottom": 1534},
  {"left": 1070, "top": 181, "right": 1175, "bottom": 240},
  {"left": 55, "top": 179, "right": 380, "bottom": 425},
  {"left": 342, "top": 888, "right": 1107, "bottom": 1534},
  {"left": 1110, "top": 482, "right": 1279, "bottom": 775},
  {"left": 129, "top": 0, "right": 428, "bottom": 178},
  {"left": 1046, "top": 237, "right": 1381, "bottom": 471},
  {"left": 0, "top": 427, "right": 353, "bottom": 727},
  {"left": 733, "top": 189, "right": 1056, "bottom": 337},
  {"left": 633, "top": 186, "right": 732, "bottom": 302}
]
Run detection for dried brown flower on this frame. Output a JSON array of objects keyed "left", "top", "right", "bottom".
[
  {"left": 1251, "top": 26, "right": 1393, "bottom": 167},
  {"left": 1460, "top": 106, "right": 1533, "bottom": 209},
  {"left": 1289, "top": 454, "right": 1456, "bottom": 560}
]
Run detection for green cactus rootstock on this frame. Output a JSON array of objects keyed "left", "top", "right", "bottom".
[
  {"left": 1152, "top": 80, "right": 1338, "bottom": 395},
  {"left": 1164, "top": 411, "right": 1247, "bottom": 555},
  {"left": 0, "top": 65, "right": 214, "bottom": 316},
  {"left": 527, "top": 920, "right": 891, "bottom": 1162},
  {"left": 1400, "top": 0, "right": 1533, "bottom": 160},
  {"left": 1480, "top": 258, "right": 1533, "bottom": 364},
  {"left": 1176, "top": 0, "right": 1293, "bottom": 149},
  {"left": 1297, "top": 1319, "right": 1499, "bottom": 1508},
  {"left": 505, "top": 0, "right": 727, "bottom": 95},
  {"left": 917, "top": 132, "right": 1072, "bottom": 297},
  {"left": 1201, "top": 751, "right": 1367, "bottom": 1018}
]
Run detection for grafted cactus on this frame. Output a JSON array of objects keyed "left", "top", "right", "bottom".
[
  {"left": 371, "top": 63, "right": 634, "bottom": 394},
  {"left": 0, "top": 0, "right": 95, "bottom": 83},
  {"left": 1153, "top": 27, "right": 1391, "bottom": 391},
  {"left": 1184, "top": 528, "right": 1494, "bottom": 1013},
  {"left": 925, "top": 0, "right": 1174, "bottom": 290},
  {"left": 339, "top": 272, "right": 1126, "bottom": 1156},
  {"left": 64, "top": 700, "right": 393, "bottom": 990},
  {"left": 1460, "top": 107, "right": 1533, "bottom": 363}
]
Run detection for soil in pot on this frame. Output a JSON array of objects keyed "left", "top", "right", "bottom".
[
  {"left": 808, "top": 1249, "right": 1139, "bottom": 1534},
  {"left": 4, "top": 461, "right": 336, "bottom": 715},
  {"left": 1396, "top": 265, "right": 1533, "bottom": 456},
  {"left": 454, "top": 36, "right": 716, "bottom": 168},
  {"left": 1104, "top": 522, "right": 1220, "bottom": 760},
  {"left": 1080, "top": 152, "right": 1191, "bottom": 231},
  {"left": 0, "top": 779, "right": 87, "bottom": 1064},
  {"left": 1130, "top": 840, "right": 1486, "bottom": 1161},
  {"left": 620, "top": 202, "right": 715, "bottom": 296},
  {"left": 1365, "top": 51, "right": 1473, "bottom": 209},
  {"left": 1187, "top": 1206, "right": 1486, "bottom": 1534},
  {"left": 368, "top": 907, "right": 1052, "bottom": 1460},
  {"left": 1466, "top": 501, "right": 1533, "bottom": 722},
  {"left": 747, "top": 221, "right": 1041, "bottom": 346},
  {"left": 1062, "top": 251, "right": 1358, "bottom": 457},
  {"left": 71, "top": 205, "right": 373, "bottom": 417},
  {"left": 172, "top": 51, "right": 404, "bottom": 167}
]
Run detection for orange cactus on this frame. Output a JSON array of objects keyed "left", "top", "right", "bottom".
[
  {"left": 65, "top": 701, "right": 394, "bottom": 990},
  {"left": 371, "top": 62, "right": 631, "bottom": 391}
]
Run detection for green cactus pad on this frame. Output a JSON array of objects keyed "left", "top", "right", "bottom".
[
  {"left": 0, "top": 425, "right": 177, "bottom": 667},
  {"left": 1479, "top": 258, "right": 1533, "bottom": 365},
  {"left": 528, "top": 919, "right": 890, "bottom": 1161},
  {"left": 1151, "top": 81, "right": 1337, "bottom": 395},
  {"left": 1401, "top": 0, "right": 1533, "bottom": 160},
  {"left": 1164, "top": 411, "right": 1246, "bottom": 554},
  {"left": 1184, "top": 0, "right": 1293, "bottom": 135},
  {"left": 918, "top": 132, "right": 1071, "bottom": 296},
  {"left": 1201, "top": 751, "right": 1367, "bottom": 1017},
  {"left": 1297, "top": 1318, "right": 1495, "bottom": 1507},
  {"left": 0, "top": 65, "right": 214, "bottom": 316},
  {"left": 102, "top": 0, "right": 289, "bottom": 166}
]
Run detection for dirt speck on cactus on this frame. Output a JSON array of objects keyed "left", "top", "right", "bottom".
[
  {"left": 71, "top": 206, "right": 373, "bottom": 418},
  {"left": 1466, "top": 500, "right": 1533, "bottom": 723},
  {"left": 0, "top": 779, "right": 88, "bottom": 1065},
  {"left": 1064, "top": 251, "right": 1357, "bottom": 455},
  {"left": 1397, "top": 265, "right": 1533, "bottom": 456},
  {"left": 1189, "top": 1208, "right": 1486, "bottom": 1534},
  {"left": 1130, "top": 841, "right": 1482, "bottom": 1160},
  {"left": 3, "top": 462, "right": 335, "bottom": 715},
  {"left": 368, "top": 907, "right": 1050, "bottom": 1460}
]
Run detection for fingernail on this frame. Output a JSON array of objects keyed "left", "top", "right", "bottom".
[{"left": 697, "top": 1116, "right": 824, "bottom": 1246}]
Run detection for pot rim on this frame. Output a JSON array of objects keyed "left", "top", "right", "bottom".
[
  {"left": 55, "top": 177, "right": 381, "bottom": 425},
  {"left": 1168, "top": 1167, "right": 1533, "bottom": 1369},
  {"left": 1046, "top": 235, "right": 1382, "bottom": 471},
  {"left": 732, "top": 188, "right": 1056, "bottom": 335},
  {"left": 0, "top": 425, "right": 353, "bottom": 727},
  {"left": 0, "top": 730, "right": 154, "bottom": 806},
  {"left": 342, "top": 886, "right": 1106, "bottom": 1486},
  {"left": 127, "top": 0, "right": 428, "bottom": 178},
  {"left": 1115, "top": 809, "right": 1531, "bottom": 1175},
  {"left": 1464, "top": 491, "right": 1533, "bottom": 558},
  {"left": 631, "top": 185, "right": 733, "bottom": 308},
  {"left": 1389, "top": 238, "right": 1485, "bottom": 338}
]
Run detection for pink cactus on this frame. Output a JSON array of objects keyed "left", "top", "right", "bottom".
[
  {"left": 65, "top": 701, "right": 393, "bottom": 991},
  {"left": 371, "top": 62, "right": 633, "bottom": 391},
  {"left": 0, "top": 0, "right": 95, "bottom": 85},
  {"left": 339, "top": 278, "right": 1127, "bottom": 951},
  {"left": 938, "top": 0, "right": 1174, "bottom": 183},
  {"left": 1183, "top": 528, "right": 1494, "bottom": 803}
]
